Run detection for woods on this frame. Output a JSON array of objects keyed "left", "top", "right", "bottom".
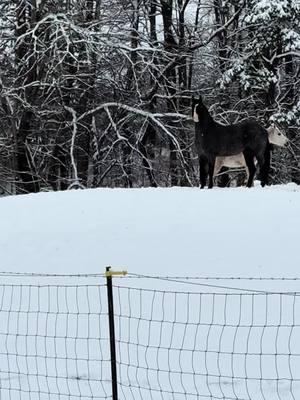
[{"left": 0, "top": 0, "right": 299, "bottom": 194}]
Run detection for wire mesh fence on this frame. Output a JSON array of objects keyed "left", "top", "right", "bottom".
[
  {"left": 0, "top": 274, "right": 300, "bottom": 400},
  {"left": 0, "top": 284, "right": 111, "bottom": 400}
]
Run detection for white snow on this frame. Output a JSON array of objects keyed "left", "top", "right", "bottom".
[
  {"left": 0, "top": 184, "right": 299, "bottom": 279},
  {"left": 1, "top": 184, "right": 300, "bottom": 400}
]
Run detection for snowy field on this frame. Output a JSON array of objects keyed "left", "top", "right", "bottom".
[
  {"left": 0, "top": 183, "right": 299, "bottom": 279},
  {"left": 0, "top": 184, "right": 300, "bottom": 400}
]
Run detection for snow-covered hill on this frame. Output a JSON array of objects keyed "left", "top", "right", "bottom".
[
  {"left": 1, "top": 183, "right": 299, "bottom": 279},
  {"left": 1, "top": 184, "right": 300, "bottom": 400}
]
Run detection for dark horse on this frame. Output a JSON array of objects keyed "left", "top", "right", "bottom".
[{"left": 192, "top": 96, "right": 270, "bottom": 188}]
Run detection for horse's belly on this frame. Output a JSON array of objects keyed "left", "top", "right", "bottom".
[{"left": 219, "top": 154, "right": 245, "bottom": 168}]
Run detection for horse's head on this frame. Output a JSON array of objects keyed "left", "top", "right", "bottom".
[
  {"left": 267, "top": 123, "right": 288, "bottom": 147},
  {"left": 192, "top": 96, "right": 207, "bottom": 123}
]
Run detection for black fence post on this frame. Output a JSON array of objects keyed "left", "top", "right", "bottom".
[{"left": 105, "top": 267, "right": 127, "bottom": 400}]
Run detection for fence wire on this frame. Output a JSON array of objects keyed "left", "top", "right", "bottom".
[
  {"left": 114, "top": 286, "right": 300, "bottom": 400},
  {"left": 0, "top": 284, "right": 111, "bottom": 400},
  {"left": 0, "top": 279, "right": 300, "bottom": 400}
]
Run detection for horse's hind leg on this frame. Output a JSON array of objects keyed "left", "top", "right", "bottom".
[
  {"left": 243, "top": 150, "right": 256, "bottom": 188},
  {"left": 264, "top": 144, "right": 271, "bottom": 185},
  {"left": 257, "top": 144, "right": 270, "bottom": 187},
  {"left": 199, "top": 155, "right": 208, "bottom": 189},
  {"left": 243, "top": 165, "right": 249, "bottom": 186}
]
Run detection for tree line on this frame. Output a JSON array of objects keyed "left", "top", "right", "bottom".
[{"left": 0, "top": 0, "right": 299, "bottom": 194}]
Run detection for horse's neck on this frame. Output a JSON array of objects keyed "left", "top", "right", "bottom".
[{"left": 199, "top": 111, "right": 215, "bottom": 134}]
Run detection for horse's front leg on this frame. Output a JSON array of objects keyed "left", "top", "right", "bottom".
[
  {"left": 199, "top": 155, "right": 208, "bottom": 189},
  {"left": 208, "top": 156, "right": 216, "bottom": 189}
]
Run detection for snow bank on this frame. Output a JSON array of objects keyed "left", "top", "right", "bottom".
[
  {"left": 1, "top": 184, "right": 300, "bottom": 400},
  {"left": 0, "top": 183, "right": 299, "bottom": 280}
]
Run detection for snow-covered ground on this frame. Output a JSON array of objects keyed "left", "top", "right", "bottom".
[
  {"left": 0, "top": 184, "right": 300, "bottom": 400},
  {"left": 0, "top": 183, "right": 299, "bottom": 279}
]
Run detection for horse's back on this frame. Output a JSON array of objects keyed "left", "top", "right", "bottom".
[
  {"left": 239, "top": 119, "right": 268, "bottom": 152},
  {"left": 195, "top": 117, "right": 268, "bottom": 157},
  {"left": 238, "top": 119, "right": 267, "bottom": 136},
  {"left": 209, "top": 123, "right": 247, "bottom": 156}
]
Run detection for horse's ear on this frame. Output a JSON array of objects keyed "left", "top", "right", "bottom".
[{"left": 198, "top": 95, "right": 203, "bottom": 104}]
